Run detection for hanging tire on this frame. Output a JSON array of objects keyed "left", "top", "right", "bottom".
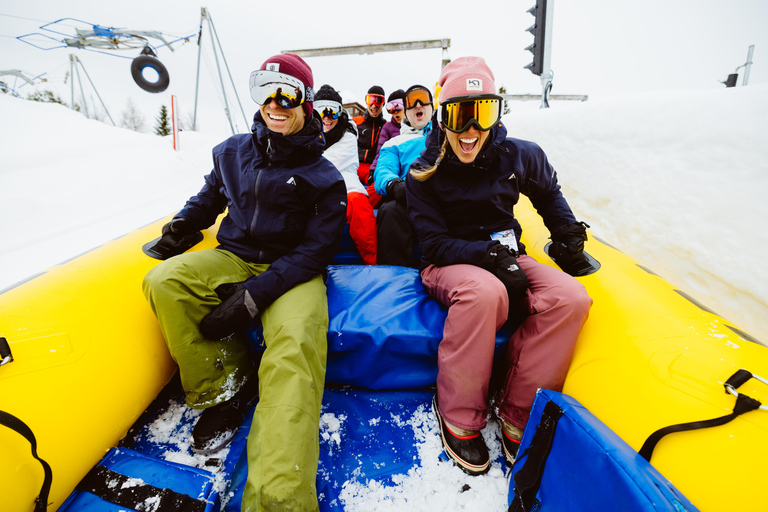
[{"left": 130, "top": 55, "right": 170, "bottom": 93}]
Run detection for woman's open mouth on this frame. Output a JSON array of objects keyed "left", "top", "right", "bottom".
[{"left": 459, "top": 137, "right": 478, "bottom": 153}]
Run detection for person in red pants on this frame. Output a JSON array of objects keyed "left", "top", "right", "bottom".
[
  {"left": 315, "top": 85, "right": 377, "bottom": 264},
  {"left": 407, "top": 57, "right": 593, "bottom": 475}
]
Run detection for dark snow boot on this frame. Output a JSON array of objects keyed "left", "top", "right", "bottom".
[
  {"left": 191, "top": 375, "right": 259, "bottom": 454},
  {"left": 433, "top": 395, "right": 490, "bottom": 476}
]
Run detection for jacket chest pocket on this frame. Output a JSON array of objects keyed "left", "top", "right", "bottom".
[
  {"left": 261, "top": 178, "right": 308, "bottom": 239},
  {"left": 493, "top": 174, "right": 520, "bottom": 211}
]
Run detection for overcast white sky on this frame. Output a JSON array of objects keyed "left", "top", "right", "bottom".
[{"left": 2, "top": 0, "right": 767, "bottom": 137}]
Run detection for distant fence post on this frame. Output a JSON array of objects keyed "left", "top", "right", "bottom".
[{"left": 171, "top": 95, "right": 180, "bottom": 151}]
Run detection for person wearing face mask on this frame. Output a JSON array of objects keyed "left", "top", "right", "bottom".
[
  {"left": 354, "top": 85, "right": 387, "bottom": 185},
  {"left": 406, "top": 57, "right": 593, "bottom": 476},
  {"left": 314, "top": 84, "right": 377, "bottom": 265},
  {"left": 142, "top": 54, "right": 346, "bottom": 510},
  {"left": 372, "top": 85, "right": 435, "bottom": 267}
]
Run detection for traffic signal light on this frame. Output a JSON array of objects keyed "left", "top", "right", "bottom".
[{"left": 525, "top": 1, "right": 549, "bottom": 76}]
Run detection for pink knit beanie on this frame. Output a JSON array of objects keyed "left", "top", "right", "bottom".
[{"left": 438, "top": 56, "right": 496, "bottom": 103}]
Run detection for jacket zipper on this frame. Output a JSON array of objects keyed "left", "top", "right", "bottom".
[{"left": 249, "top": 134, "right": 272, "bottom": 259}]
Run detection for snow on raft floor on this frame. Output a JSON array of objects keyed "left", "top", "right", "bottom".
[
  {"left": 319, "top": 389, "right": 509, "bottom": 512},
  {"left": 119, "top": 378, "right": 512, "bottom": 512}
]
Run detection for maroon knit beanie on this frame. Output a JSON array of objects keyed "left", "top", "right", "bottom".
[{"left": 260, "top": 53, "right": 315, "bottom": 117}]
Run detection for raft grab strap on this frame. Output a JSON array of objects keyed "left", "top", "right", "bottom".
[
  {"left": 639, "top": 369, "right": 765, "bottom": 462},
  {"left": 1, "top": 336, "right": 13, "bottom": 366},
  {"left": 77, "top": 464, "right": 207, "bottom": 512},
  {"left": 0, "top": 410, "right": 52, "bottom": 512},
  {"left": 508, "top": 400, "right": 564, "bottom": 512}
]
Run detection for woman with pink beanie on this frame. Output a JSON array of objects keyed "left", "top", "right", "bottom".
[{"left": 407, "top": 56, "right": 592, "bottom": 475}]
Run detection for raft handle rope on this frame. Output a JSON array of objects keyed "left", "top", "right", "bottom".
[
  {"left": 0, "top": 410, "right": 53, "bottom": 512},
  {"left": 1, "top": 336, "right": 13, "bottom": 366},
  {"left": 639, "top": 369, "right": 765, "bottom": 461}
]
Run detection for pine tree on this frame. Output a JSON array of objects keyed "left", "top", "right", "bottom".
[
  {"left": 498, "top": 85, "right": 511, "bottom": 115},
  {"left": 154, "top": 105, "right": 171, "bottom": 136}
]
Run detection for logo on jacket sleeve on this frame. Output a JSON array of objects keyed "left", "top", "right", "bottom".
[{"left": 286, "top": 177, "right": 296, "bottom": 186}]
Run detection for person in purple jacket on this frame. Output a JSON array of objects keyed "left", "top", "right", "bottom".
[
  {"left": 407, "top": 57, "right": 593, "bottom": 476},
  {"left": 365, "top": 89, "right": 406, "bottom": 208}
]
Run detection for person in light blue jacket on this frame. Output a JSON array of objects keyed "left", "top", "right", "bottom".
[{"left": 373, "top": 84, "right": 433, "bottom": 266}]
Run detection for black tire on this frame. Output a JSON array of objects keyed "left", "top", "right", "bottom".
[{"left": 130, "top": 55, "right": 170, "bottom": 93}]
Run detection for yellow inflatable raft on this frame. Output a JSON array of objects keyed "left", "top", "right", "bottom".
[
  {"left": 2, "top": 200, "right": 766, "bottom": 512},
  {"left": 0, "top": 216, "right": 219, "bottom": 512},
  {"left": 515, "top": 197, "right": 768, "bottom": 511}
]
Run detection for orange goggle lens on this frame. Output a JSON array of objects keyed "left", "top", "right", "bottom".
[{"left": 404, "top": 88, "right": 432, "bottom": 109}]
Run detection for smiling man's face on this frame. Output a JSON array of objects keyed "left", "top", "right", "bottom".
[{"left": 260, "top": 99, "right": 306, "bottom": 136}]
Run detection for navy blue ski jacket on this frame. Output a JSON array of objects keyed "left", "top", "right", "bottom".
[
  {"left": 406, "top": 119, "right": 577, "bottom": 268},
  {"left": 174, "top": 110, "right": 347, "bottom": 312}
]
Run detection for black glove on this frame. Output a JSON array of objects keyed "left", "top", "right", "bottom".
[
  {"left": 549, "top": 222, "right": 590, "bottom": 273},
  {"left": 386, "top": 178, "right": 407, "bottom": 208},
  {"left": 161, "top": 217, "right": 194, "bottom": 237},
  {"left": 200, "top": 283, "right": 259, "bottom": 341},
  {"left": 483, "top": 243, "right": 529, "bottom": 304}
]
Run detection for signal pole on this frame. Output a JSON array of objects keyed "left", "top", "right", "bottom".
[{"left": 524, "top": 0, "right": 555, "bottom": 108}]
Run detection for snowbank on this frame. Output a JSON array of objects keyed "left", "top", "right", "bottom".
[{"left": 504, "top": 85, "right": 768, "bottom": 342}]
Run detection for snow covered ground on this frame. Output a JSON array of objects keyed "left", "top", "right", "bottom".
[{"left": 1, "top": 86, "right": 767, "bottom": 511}]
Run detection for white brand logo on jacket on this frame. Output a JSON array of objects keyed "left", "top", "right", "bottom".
[
  {"left": 466, "top": 79, "right": 483, "bottom": 91},
  {"left": 287, "top": 177, "right": 296, "bottom": 186}
]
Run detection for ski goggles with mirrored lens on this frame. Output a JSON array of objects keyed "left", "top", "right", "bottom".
[
  {"left": 440, "top": 94, "right": 503, "bottom": 133},
  {"left": 314, "top": 100, "right": 342, "bottom": 119},
  {"left": 404, "top": 87, "right": 432, "bottom": 109},
  {"left": 249, "top": 70, "right": 314, "bottom": 108},
  {"left": 386, "top": 98, "right": 404, "bottom": 113},
  {"left": 365, "top": 94, "right": 385, "bottom": 107}
]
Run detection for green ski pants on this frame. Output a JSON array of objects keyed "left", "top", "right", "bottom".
[{"left": 143, "top": 248, "right": 328, "bottom": 511}]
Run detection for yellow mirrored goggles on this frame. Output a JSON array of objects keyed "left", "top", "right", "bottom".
[{"left": 440, "top": 95, "right": 503, "bottom": 133}]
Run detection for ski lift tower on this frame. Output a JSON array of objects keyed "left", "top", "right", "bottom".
[{"left": 192, "top": 7, "right": 249, "bottom": 134}]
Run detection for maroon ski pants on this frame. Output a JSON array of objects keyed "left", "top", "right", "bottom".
[{"left": 421, "top": 255, "right": 592, "bottom": 431}]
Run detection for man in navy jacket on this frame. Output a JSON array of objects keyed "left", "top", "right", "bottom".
[{"left": 143, "top": 53, "right": 346, "bottom": 511}]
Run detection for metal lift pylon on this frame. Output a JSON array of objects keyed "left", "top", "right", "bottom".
[
  {"left": 68, "top": 54, "right": 116, "bottom": 126},
  {"left": 192, "top": 7, "right": 248, "bottom": 134}
]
